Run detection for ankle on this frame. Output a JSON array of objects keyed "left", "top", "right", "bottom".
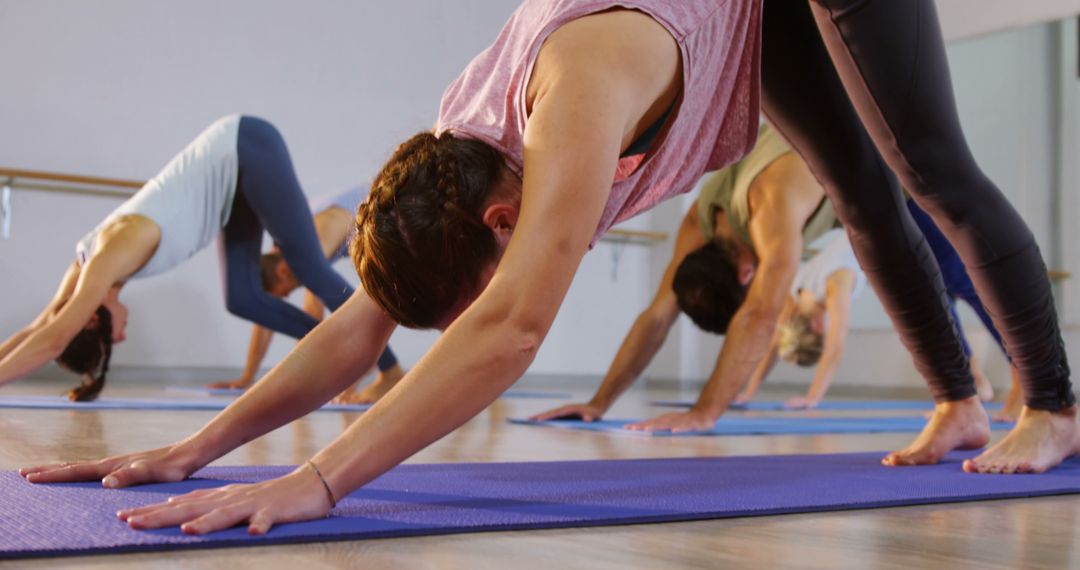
[
  {"left": 934, "top": 395, "right": 982, "bottom": 413},
  {"left": 1019, "top": 404, "right": 1077, "bottom": 421}
]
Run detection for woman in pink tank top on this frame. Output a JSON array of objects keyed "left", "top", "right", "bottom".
[{"left": 21, "top": 0, "right": 767, "bottom": 532}]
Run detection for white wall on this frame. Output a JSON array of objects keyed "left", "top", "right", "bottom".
[
  {"left": 0, "top": 0, "right": 654, "bottom": 377},
  {"left": 0, "top": 2, "right": 1074, "bottom": 389}
]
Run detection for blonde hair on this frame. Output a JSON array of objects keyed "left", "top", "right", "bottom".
[{"left": 777, "top": 314, "right": 824, "bottom": 367}]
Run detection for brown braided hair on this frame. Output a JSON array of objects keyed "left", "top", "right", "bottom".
[
  {"left": 354, "top": 131, "right": 505, "bottom": 328},
  {"left": 56, "top": 306, "right": 113, "bottom": 401}
]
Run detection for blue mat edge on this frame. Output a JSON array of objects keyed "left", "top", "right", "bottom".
[
  {"left": 651, "top": 399, "right": 1005, "bottom": 411},
  {"left": 508, "top": 417, "right": 1015, "bottom": 437}
]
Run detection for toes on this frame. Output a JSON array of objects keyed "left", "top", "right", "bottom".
[{"left": 882, "top": 452, "right": 912, "bottom": 467}]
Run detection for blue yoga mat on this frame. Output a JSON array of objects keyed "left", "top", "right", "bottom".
[
  {"left": 167, "top": 385, "right": 572, "bottom": 400},
  {"left": 651, "top": 399, "right": 1004, "bottom": 411},
  {"left": 2, "top": 452, "right": 1078, "bottom": 559},
  {"left": 0, "top": 396, "right": 370, "bottom": 413},
  {"left": 167, "top": 386, "right": 245, "bottom": 397},
  {"left": 511, "top": 416, "right": 1014, "bottom": 436}
]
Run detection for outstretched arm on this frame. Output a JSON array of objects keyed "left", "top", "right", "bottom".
[
  {"left": 531, "top": 207, "right": 705, "bottom": 421},
  {"left": 23, "top": 287, "right": 396, "bottom": 486},
  {"left": 790, "top": 269, "right": 854, "bottom": 408},
  {"left": 90, "top": 10, "right": 681, "bottom": 534},
  {"left": 0, "top": 262, "right": 82, "bottom": 362},
  {"left": 0, "top": 219, "right": 154, "bottom": 386},
  {"left": 738, "top": 296, "right": 795, "bottom": 403}
]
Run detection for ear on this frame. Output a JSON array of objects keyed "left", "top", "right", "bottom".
[
  {"left": 85, "top": 312, "right": 101, "bottom": 331},
  {"left": 738, "top": 263, "right": 756, "bottom": 286},
  {"left": 480, "top": 203, "right": 519, "bottom": 249}
]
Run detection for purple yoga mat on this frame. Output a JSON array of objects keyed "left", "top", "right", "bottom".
[{"left": 2, "top": 452, "right": 1079, "bottom": 559}]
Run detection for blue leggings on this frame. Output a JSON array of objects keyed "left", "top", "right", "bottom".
[
  {"left": 908, "top": 200, "right": 1006, "bottom": 360},
  {"left": 219, "top": 116, "right": 398, "bottom": 372}
]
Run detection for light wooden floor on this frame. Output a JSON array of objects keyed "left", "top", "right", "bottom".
[{"left": 1, "top": 377, "right": 1078, "bottom": 569}]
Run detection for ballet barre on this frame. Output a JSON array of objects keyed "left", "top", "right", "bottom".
[
  {"left": 599, "top": 228, "right": 668, "bottom": 246},
  {"left": 0, "top": 168, "right": 143, "bottom": 199}
]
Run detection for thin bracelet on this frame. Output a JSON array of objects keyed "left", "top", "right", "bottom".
[{"left": 306, "top": 460, "right": 337, "bottom": 508}]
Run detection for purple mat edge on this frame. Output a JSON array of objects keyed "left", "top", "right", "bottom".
[
  {"left": 11, "top": 485, "right": 1074, "bottom": 561},
  {"left": 4, "top": 451, "right": 1079, "bottom": 560}
]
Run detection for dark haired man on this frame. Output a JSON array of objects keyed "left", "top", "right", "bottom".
[{"left": 533, "top": 123, "right": 835, "bottom": 427}]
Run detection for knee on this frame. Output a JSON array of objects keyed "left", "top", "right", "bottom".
[{"left": 225, "top": 286, "right": 264, "bottom": 321}]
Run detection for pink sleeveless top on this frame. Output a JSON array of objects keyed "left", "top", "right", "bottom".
[{"left": 436, "top": 0, "right": 762, "bottom": 246}]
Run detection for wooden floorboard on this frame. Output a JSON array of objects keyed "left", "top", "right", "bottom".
[{"left": 1, "top": 378, "right": 1077, "bottom": 569}]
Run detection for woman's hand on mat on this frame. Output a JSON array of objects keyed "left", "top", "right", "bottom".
[
  {"left": 117, "top": 464, "right": 332, "bottom": 535},
  {"left": 529, "top": 403, "right": 607, "bottom": 422},
  {"left": 624, "top": 409, "right": 716, "bottom": 433},
  {"left": 207, "top": 378, "right": 252, "bottom": 390},
  {"left": 20, "top": 444, "right": 203, "bottom": 487},
  {"left": 784, "top": 396, "right": 820, "bottom": 410}
]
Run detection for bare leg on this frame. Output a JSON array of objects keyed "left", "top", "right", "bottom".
[
  {"left": 968, "top": 354, "right": 995, "bottom": 402},
  {"left": 993, "top": 367, "right": 1024, "bottom": 423},
  {"left": 807, "top": 0, "right": 1077, "bottom": 472}
]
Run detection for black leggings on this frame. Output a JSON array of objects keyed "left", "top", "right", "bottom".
[
  {"left": 220, "top": 116, "right": 398, "bottom": 372},
  {"left": 759, "top": 0, "right": 1072, "bottom": 409}
]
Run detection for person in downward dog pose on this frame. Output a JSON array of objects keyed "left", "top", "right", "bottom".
[
  {"left": 734, "top": 216, "right": 1005, "bottom": 409},
  {"left": 0, "top": 115, "right": 399, "bottom": 400},
  {"left": 532, "top": 130, "right": 998, "bottom": 420},
  {"left": 207, "top": 187, "right": 406, "bottom": 404},
  {"left": 20, "top": 0, "right": 1076, "bottom": 538},
  {"left": 739, "top": 229, "right": 872, "bottom": 408}
]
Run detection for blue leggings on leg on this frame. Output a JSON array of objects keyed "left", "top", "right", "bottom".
[
  {"left": 219, "top": 116, "right": 398, "bottom": 371},
  {"left": 907, "top": 199, "right": 1006, "bottom": 360}
]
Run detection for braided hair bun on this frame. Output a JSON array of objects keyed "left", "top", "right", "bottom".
[{"left": 354, "top": 132, "right": 505, "bottom": 328}]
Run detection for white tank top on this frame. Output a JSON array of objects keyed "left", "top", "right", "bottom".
[
  {"left": 791, "top": 229, "right": 867, "bottom": 301},
  {"left": 76, "top": 115, "right": 241, "bottom": 279}
]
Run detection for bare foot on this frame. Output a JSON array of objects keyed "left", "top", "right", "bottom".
[
  {"left": 882, "top": 397, "right": 991, "bottom": 467},
  {"left": 963, "top": 405, "right": 1080, "bottom": 474},
  {"left": 206, "top": 378, "right": 252, "bottom": 390},
  {"left": 332, "top": 365, "right": 407, "bottom": 405},
  {"left": 991, "top": 369, "right": 1022, "bottom": 423}
]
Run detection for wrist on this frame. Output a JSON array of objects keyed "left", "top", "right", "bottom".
[
  {"left": 690, "top": 401, "right": 723, "bottom": 422},
  {"left": 587, "top": 395, "right": 612, "bottom": 412},
  {"left": 302, "top": 460, "right": 338, "bottom": 509},
  {"left": 169, "top": 438, "right": 214, "bottom": 475}
]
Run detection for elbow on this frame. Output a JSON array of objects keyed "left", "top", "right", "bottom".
[
  {"left": 740, "top": 304, "right": 783, "bottom": 329},
  {"left": 482, "top": 313, "right": 546, "bottom": 374},
  {"left": 44, "top": 338, "right": 68, "bottom": 362},
  {"left": 225, "top": 294, "right": 261, "bottom": 321}
]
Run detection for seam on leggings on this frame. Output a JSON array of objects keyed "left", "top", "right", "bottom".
[
  {"left": 821, "top": 3, "right": 928, "bottom": 190},
  {"left": 897, "top": 1, "right": 922, "bottom": 148}
]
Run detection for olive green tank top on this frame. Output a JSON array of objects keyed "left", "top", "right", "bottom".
[{"left": 696, "top": 122, "right": 836, "bottom": 251}]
